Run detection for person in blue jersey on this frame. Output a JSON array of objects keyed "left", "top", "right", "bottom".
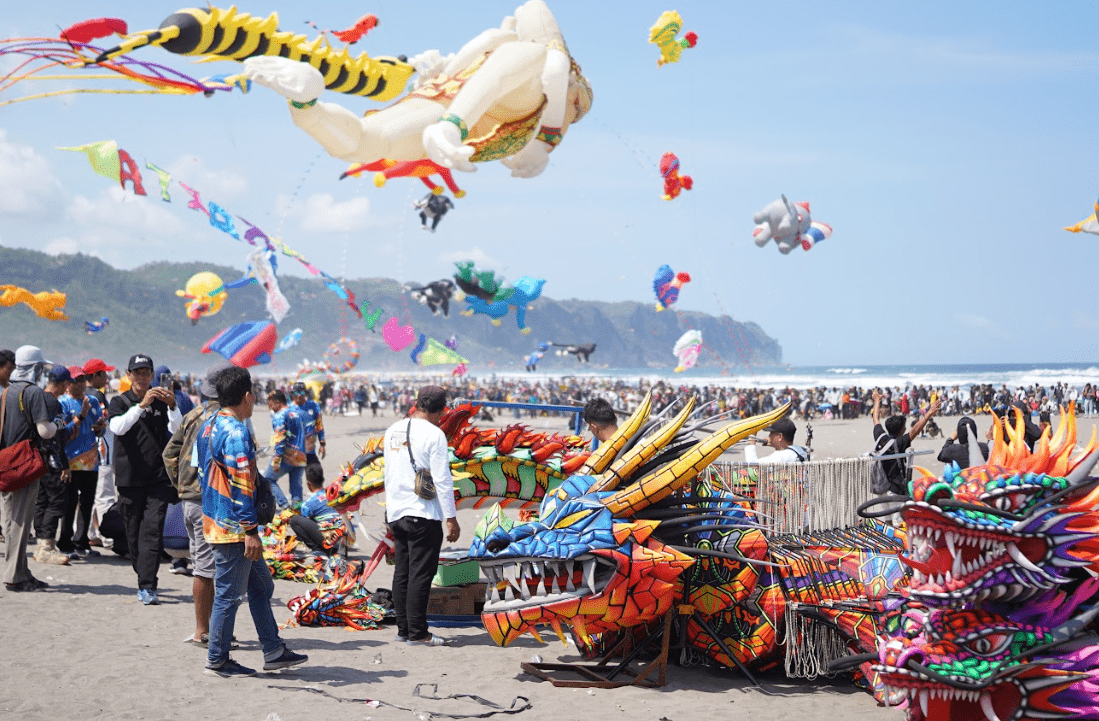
[
  {"left": 288, "top": 464, "right": 346, "bottom": 556},
  {"left": 57, "top": 366, "right": 106, "bottom": 558},
  {"left": 197, "top": 365, "right": 307, "bottom": 678},
  {"left": 264, "top": 389, "right": 307, "bottom": 508},
  {"left": 290, "top": 383, "right": 325, "bottom": 465}
]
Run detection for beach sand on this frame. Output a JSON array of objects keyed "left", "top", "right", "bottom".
[{"left": 0, "top": 406, "right": 988, "bottom": 721}]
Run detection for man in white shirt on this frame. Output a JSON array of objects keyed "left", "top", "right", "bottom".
[
  {"left": 383, "top": 385, "right": 460, "bottom": 646},
  {"left": 744, "top": 418, "right": 808, "bottom": 464}
]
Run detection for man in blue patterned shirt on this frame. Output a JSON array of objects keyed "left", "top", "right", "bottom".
[{"left": 198, "top": 365, "right": 307, "bottom": 678}]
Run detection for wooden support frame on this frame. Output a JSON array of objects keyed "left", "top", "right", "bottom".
[{"left": 519, "top": 609, "right": 674, "bottom": 688}]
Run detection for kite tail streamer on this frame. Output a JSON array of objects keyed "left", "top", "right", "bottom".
[{"left": 409, "top": 333, "right": 426, "bottom": 364}]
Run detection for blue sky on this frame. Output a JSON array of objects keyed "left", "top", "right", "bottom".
[{"left": 1, "top": 1, "right": 1096, "bottom": 366}]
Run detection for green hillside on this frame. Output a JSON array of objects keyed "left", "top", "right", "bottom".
[{"left": 0, "top": 245, "right": 782, "bottom": 373}]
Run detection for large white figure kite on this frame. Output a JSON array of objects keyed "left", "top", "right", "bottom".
[{"left": 245, "top": 0, "right": 592, "bottom": 179}]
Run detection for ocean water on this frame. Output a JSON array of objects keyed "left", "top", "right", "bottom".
[{"left": 478, "top": 363, "right": 1099, "bottom": 390}]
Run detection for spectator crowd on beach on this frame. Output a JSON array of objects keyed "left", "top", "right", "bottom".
[{"left": 174, "top": 374, "right": 1097, "bottom": 427}]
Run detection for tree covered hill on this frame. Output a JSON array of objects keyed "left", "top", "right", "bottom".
[{"left": 0, "top": 245, "right": 781, "bottom": 373}]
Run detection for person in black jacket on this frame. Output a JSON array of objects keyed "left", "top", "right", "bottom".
[
  {"left": 937, "top": 416, "right": 989, "bottom": 470},
  {"left": 107, "top": 354, "right": 182, "bottom": 606}
]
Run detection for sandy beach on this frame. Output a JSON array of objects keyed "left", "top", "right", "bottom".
[{"left": 0, "top": 404, "right": 995, "bottom": 721}]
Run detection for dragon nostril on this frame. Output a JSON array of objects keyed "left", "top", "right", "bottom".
[{"left": 487, "top": 538, "right": 509, "bottom": 553}]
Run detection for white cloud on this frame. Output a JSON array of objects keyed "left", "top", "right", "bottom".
[
  {"left": 44, "top": 237, "right": 79, "bottom": 256},
  {"left": 296, "top": 193, "right": 373, "bottom": 232},
  {"left": 0, "top": 129, "right": 64, "bottom": 215},
  {"left": 68, "top": 187, "right": 186, "bottom": 237},
  {"left": 164, "top": 154, "right": 248, "bottom": 199},
  {"left": 437, "top": 246, "right": 501, "bottom": 267}
]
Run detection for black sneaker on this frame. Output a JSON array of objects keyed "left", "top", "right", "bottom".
[
  {"left": 204, "top": 659, "right": 257, "bottom": 678},
  {"left": 263, "top": 648, "right": 308, "bottom": 671}
]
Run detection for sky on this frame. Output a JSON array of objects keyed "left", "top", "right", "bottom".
[{"left": 1, "top": 1, "right": 1097, "bottom": 366}]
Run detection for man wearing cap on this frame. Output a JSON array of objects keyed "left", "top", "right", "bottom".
[
  {"left": 745, "top": 417, "right": 808, "bottom": 464},
  {"left": 2, "top": 346, "right": 63, "bottom": 591},
  {"left": 163, "top": 362, "right": 227, "bottom": 645},
  {"left": 383, "top": 385, "right": 460, "bottom": 646},
  {"left": 31, "top": 365, "right": 74, "bottom": 566},
  {"left": 290, "top": 383, "right": 325, "bottom": 465},
  {"left": 82, "top": 358, "right": 117, "bottom": 550},
  {"left": 108, "top": 353, "right": 183, "bottom": 605},
  {"left": 56, "top": 366, "right": 106, "bottom": 558}
]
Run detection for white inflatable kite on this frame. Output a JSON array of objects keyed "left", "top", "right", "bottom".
[{"left": 752, "top": 195, "right": 832, "bottom": 254}]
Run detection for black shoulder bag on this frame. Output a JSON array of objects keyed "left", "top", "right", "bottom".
[{"left": 407, "top": 419, "right": 437, "bottom": 501}]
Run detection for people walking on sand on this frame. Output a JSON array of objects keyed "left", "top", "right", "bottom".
[
  {"left": 2, "top": 346, "right": 63, "bottom": 591},
  {"left": 197, "top": 365, "right": 307, "bottom": 678},
  {"left": 264, "top": 389, "right": 307, "bottom": 508},
  {"left": 108, "top": 353, "right": 183, "bottom": 605}
]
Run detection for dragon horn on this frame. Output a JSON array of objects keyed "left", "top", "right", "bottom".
[
  {"left": 577, "top": 391, "right": 652, "bottom": 478},
  {"left": 602, "top": 404, "right": 790, "bottom": 517},
  {"left": 589, "top": 397, "right": 696, "bottom": 493}
]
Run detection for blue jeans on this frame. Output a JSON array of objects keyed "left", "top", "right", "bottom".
[
  {"left": 207, "top": 541, "right": 284, "bottom": 667},
  {"left": 264, "top": 463, "right": 304, "bottom": 507}
]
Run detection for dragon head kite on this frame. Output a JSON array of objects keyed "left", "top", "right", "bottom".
[
  {"left": 469, "top": 396, "right": 789, "bottom": 647},
  {"left": 866, "top": 407, "right": 1099, "bottom": 721}
]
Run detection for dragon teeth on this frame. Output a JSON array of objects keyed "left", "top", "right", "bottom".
[
  {"left": 565, "top": 560, "right": 576, "bottom": 592},
  {"left": 584, "top": 560, "right": 597, "bottom": 592},
  {"left": 980, "top": 691, "right": 1001, "bottom": 721}
]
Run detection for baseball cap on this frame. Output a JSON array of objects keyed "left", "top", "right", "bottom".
[
  {"left": 127, "top": 354, "right": 154, "bottom": 371},
  {"left": 415, "top": 385, "right": 447, "bottom": 413},
  {"left": 83, "top": 358, "right": 115, "bottom": 374},
  {"left": 15, "top": 345, "right": 51, "bottom": 367},
  {"left": 48, "top": 365, "right": 72, "bottom": 384},
  {"left": 763, "top": 417, "right": 797, "bottom": 442},
  {"left": 67, "top": 365, "right": 87, "bottom": 380},
  {"left": 199, "top": 361, "right": 233, "bottom": 400},
  {"left": 291, "top": 382, "right": 307, "bottom": 395}
]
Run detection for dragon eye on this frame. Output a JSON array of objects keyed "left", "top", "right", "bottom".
[
  {"left": 555, "top": 509, "right": 592, "bottom": 528},
  {"left": 965, "top": 633, "right": 1011, "bottom": 656}
]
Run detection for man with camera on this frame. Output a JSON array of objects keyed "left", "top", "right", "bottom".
[
  {"left": 107, "top": 354, "right": 182, "bottom": 606},
  {"left": 383, "top": 385, "right": 460, "bottom": 647}
]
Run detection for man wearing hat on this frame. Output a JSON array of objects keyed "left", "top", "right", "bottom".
[
  {"left": 164, "top": 362, "right": 229, "bottom": 643},
  {"left": 31, "top": 364, "right": 75, "bottom": 566},
  {"left": 382, "top": 385, "right": 460, "bottom": 646},
  {"left": 107, "top": 353, "right": 183, "bottom": 605},
  {"left": 745, "top": 417, "right": 808, "bottom": 463},
  {"left": 2, "top": 346, "right": 63, "bottom": 590},
  {"left": 82, "top": 358, "right": 117, "bottom": 550},
  {"left": 56, "top": 365, "right": 106, "bottom": 558}
]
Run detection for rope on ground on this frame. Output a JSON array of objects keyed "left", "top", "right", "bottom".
[{"left": 268, "top": 683, "right": 532, "bottom": 718}]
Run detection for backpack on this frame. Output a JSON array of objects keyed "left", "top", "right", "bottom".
[{"left": 869, "top": 432, "right": 898, "bottom": 495}]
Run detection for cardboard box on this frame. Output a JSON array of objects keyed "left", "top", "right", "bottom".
[
  {"left": 427, "top": 587, "right": 463, "bottom": 615},
  {"left": 426, "top": 582, "right": 488, "bottom": 615},
  {"left": 460, "top": 582, "right": 488, "bottom": 615}
]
